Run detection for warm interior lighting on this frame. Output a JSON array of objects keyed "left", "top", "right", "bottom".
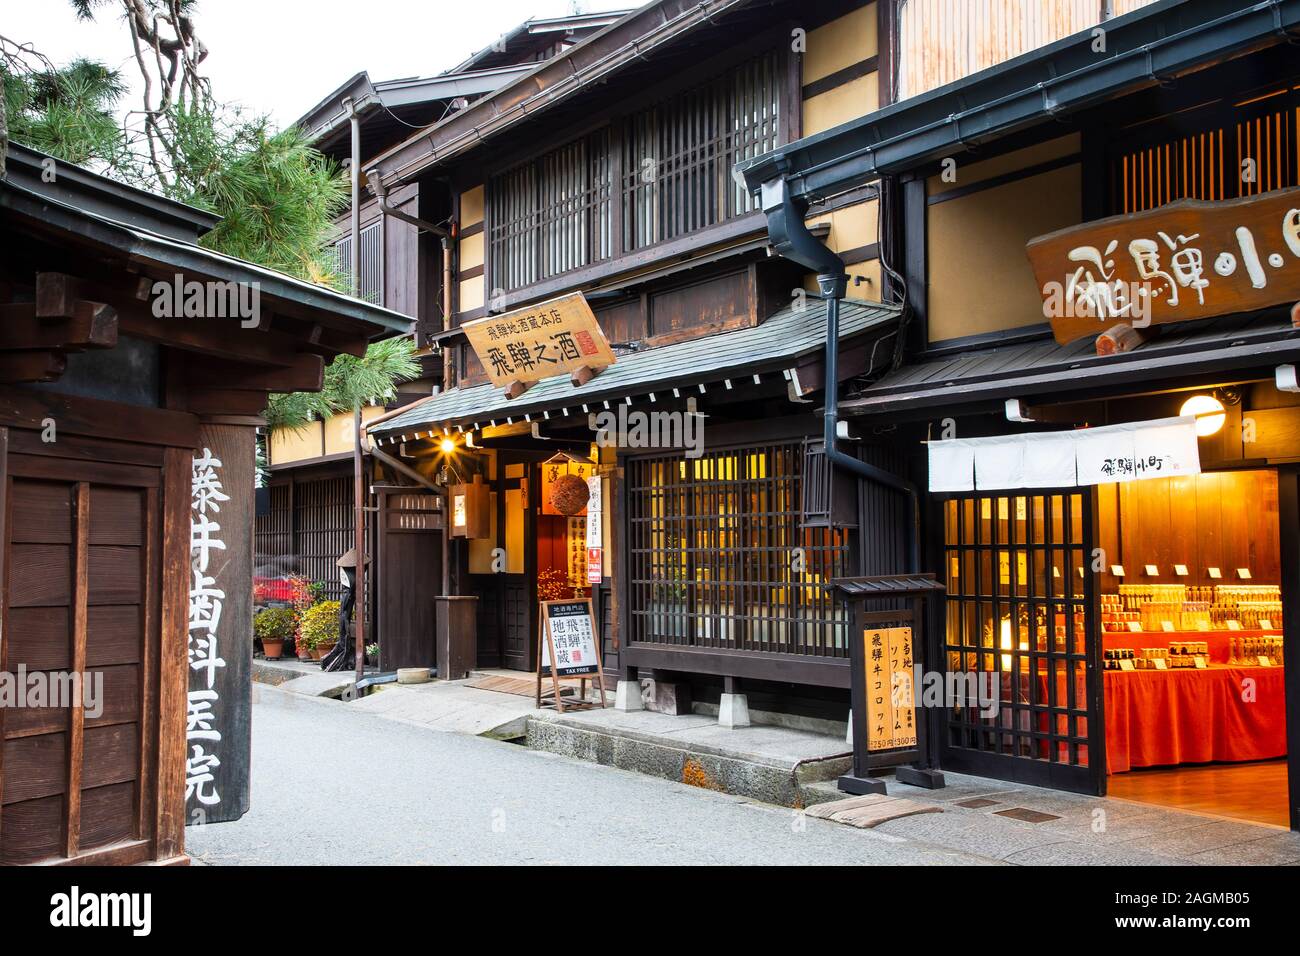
[
  {"left": 1180, "top": 394, "right": 1226, "bottom": 436},
  {"left": 1000, "top": 617, "right": 1013, "bottom": 672},
  {"left": 439, "top": 437, "right": 457, "bottom": 454}
]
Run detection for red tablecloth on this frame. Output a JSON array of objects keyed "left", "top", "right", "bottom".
[
  {"left": 1102, "top": 629, "right": 1280, "bottom": 665},
  {"left": 1105, "top": 666, "right": 1287, "bottom": 772}
]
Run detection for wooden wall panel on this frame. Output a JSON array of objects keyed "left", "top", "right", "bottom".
[
  {"left": 9, "top": 544, "right": 71, "bottom": 607},
  {"left": 897, "top": 0, "right": 1160, "bottom": 101},
  {"left": 2, "top": 733, "right": 68, "bottom": 804},
  {"left": 0, "top": 794, "right": 63, "bottom": 864},
  {"left": 82, "top": 723, "right": 139, "bottom": 790},
  {"left": 1102, "top": 471, "right": 1280, "bottom": 590},
  {"left": 79, "top": 781, "right": 135, "bottom": 852}
]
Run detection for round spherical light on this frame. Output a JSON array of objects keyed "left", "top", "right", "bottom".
[
  {"left": 1180, "top": 394, "right": 1225, "bottom": 437},
  {"left": 439, "top": 437, "right": 457, "bottom": 454}
]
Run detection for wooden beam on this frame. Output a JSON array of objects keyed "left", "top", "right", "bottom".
[
  {"left": 0, "top": 351, "right": 67, "bottom": 382},
  {"left": 118, "top": 308, "right": 305, "bottom": 367},
  {"left": 180, "top": 388, "right": 274, "bottom": 417},
  {"left": 187, "top": 352, "right": 324, "bottom": 392},
  {"left": 156, "top": 446, "right": 191, "bottom": 862},
  {"left": 0, "top": 300, "right": 118, "bottom": 351},
  {"left": 0, "top": 383, "right": 200, "bottom": 446}
]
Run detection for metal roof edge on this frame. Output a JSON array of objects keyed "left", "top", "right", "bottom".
[
  {"left": 367, "top": 0, "right": 759, "bottom": 186},
  {"left": 370, "top": 298, "right": 901, "bottom": 435},
  {"left": 737, "top": 0, "right": 1300, "bottom": 200}
]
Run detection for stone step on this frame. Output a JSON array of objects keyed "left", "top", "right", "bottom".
[{"left": 526, "top": 708, "right": 852, "bottom": 808}]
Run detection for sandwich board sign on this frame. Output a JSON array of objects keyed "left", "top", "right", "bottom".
[{"left": 535, "top": 599, "right": 606, "bottom": 712}]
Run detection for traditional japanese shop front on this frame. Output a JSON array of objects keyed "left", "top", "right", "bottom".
[
  {"left": 736, "top": 0, "right": 1300, "bottom": 827},
  {"left": 845, "top": 199, "right": 1300, "bottom": 828}
]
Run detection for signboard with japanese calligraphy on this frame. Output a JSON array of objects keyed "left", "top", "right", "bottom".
[
  {"left": 462, "top": 291, "right": 616, "bottom": 389},
  {"left": 187, "top": 423, "right": 253, "bottom": 826},
  {"left": 535, "top": 599, "right": 606, "bottom": 713},
  {"left": 1027, "top": 187, "right": 1300, "bottom": 345},
  {"left": 865, "top": 626, "right": 919, "bottom": 752}
]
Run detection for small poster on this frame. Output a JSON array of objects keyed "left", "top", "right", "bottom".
[
  {"left": 865, "top": 626, "right": 918, "bottom": 752},
  {"left": 540, "top": 600, "right": 600, "bottom": 677}
]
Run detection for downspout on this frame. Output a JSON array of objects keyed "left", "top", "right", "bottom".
[{"left": 758, "top": 177, "right": 920, "bottom": 571}]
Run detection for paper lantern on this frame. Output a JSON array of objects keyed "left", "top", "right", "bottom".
[
  {"left": 449, "top": 474, "right": 491, "bottom": 539},
  {"left": 549, "top": 472, "right": 590, "bottom": 516}
]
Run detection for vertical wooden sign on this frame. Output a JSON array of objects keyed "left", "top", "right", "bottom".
[
  {"left": 186, "top": 422, "right": 253, "bottom": 825},
  {"left": 865, "top": 625, "right": 918, "bottom": 752}
]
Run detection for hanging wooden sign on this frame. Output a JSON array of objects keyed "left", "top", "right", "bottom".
[
  {"left": 462, "top": 292, "right": 616, "bottom": 391},
  {"left": 1026, "top": 187, "right": 1300, "bottom": 345},
  {"left": 535, "top": 598, "right": 606, "bottom": 713}
]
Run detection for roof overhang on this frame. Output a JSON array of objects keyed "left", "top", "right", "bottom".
[
  {"left": 841, "top": 314, "right": 1300, "bottom": 419},
  {"left": 366, "top": 0, "right": 759, "bottom": 187},
  {"left": 4, "top": 142, "right": 220, "bottom": 241},
  {"left": 0, "top": 178, "right": 412, "bottom": 343},
  {"left": 372, "top": 297, "right": 901, "bottom": 436},
  {"left": 737, "top": 0, "right": 1300, "bottom": 202}
]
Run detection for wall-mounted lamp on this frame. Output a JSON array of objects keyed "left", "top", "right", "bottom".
[{"left": 1179, "top": 394, "right": 1226, "bottom": 437}]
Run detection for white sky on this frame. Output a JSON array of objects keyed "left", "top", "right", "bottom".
[{"left": 4, "top": 0, "right": 640, "bottom": 127}]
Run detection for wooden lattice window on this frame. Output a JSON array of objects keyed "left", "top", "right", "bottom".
[
  {"left": 622, "top": 51, "right": 780, "bottom": 250},
  {"left": 488, "top": 130, "right": 614, "bottom": 292},
  {"left": 487, "top": 50, "right": 782, "bottom": 293},
  {"left": 626, "top": 440, "right": 850, "bottom": 656},
  {"left": 1111, "top": 85, "right": 1300, "bottom": 214},
  {"left": 333, "top": 222, "right": 382, "bottom": 305}
]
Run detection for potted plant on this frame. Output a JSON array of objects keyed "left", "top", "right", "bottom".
[
  {"left": 301, "top": 600, "right": 342, "bottom": 661},
  {"left": 365, "top": 642, "right": 379, "bottom": 667},
  {"left": 254, "top": 606, "right": 295, "bottom": 660}
]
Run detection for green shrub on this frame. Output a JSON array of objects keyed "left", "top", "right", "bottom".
[
  {"left": 299, "top": 600, "right": 341, "bottom": 649},
  {"left": 254, "top": 606, "right": 295, "bottom": 643}
]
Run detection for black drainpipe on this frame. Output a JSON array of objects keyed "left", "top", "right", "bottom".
[{"left": 759, "top": 177, "right": 920, "bottom": 571}]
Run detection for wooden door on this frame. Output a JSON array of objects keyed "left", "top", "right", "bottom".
[
  {"left": 378, "top": 491, "right": 442, "bottom": 670},
  {"left": 0, "top": 434, "right": 165, "bottom": 864}
]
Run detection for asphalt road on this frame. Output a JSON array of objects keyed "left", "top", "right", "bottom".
[{"left": 185, "top": 685, "right": 990, "bottom": 865}]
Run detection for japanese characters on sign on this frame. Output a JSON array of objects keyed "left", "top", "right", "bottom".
[
  {"left": 188, "top": 447, "right": 229, "bottom": 812},
  {"left": 1026, "top": 187, "right": 1300, "bottom": 345},
  {"left": 585, "top": 474, "right": 603, "bottom": 585},
  {"left": 540, "top": 600, "right": 601, "bottom": 677},
  {"left": 928, "top": 416, "right": 1202, "bottom": 492},
  {"left": 461, "top": 291, "right": 616, "bottom": 389},
  {"left": 866, "top": 626, "right": 917, "bottom": 752}
]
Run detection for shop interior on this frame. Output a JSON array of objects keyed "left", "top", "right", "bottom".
[{"left": 1099, "top": 458, "right": 1288, "bottom": 828}]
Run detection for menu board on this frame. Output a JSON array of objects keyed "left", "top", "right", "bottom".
[
  {"left": 865, "top": 626, "right": 918, "bottom": 752},
  {"left": 540, "top": 600, "right": 601, "bottom": 677}
]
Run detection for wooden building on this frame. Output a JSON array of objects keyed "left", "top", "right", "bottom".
[
  {"left": 0, "top": 141, "right": 410, "bottom": 864},
  {"left": 740, "top": 0, "right": 1300, "bottom": 828},
  {"left": 259, "top": 11, "right": 629, "bottom": 608},
  {"left": 349, "top": 0, "right": 908, "bottom": 721}
]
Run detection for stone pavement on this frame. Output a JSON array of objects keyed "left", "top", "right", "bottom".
[{"left": 251, "top": 663, "right": 1300, "bottom": 865}]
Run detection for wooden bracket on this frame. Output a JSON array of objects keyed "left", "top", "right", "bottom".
[
  {"left": 1096, "top": 322, "right": 1157, "bottom": 356},
  {"left": 504, "top": 379, "right": 535, "bottom": 400},
  {"left": 570, "top": 364, "right": 604, "bottom": 387}
]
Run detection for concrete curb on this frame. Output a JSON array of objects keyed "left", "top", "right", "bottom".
[{"left": 526, "top": 712, "right": 852, "bottom": 808}]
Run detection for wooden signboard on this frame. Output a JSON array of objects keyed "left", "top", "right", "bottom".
[
  {"left": 865, "top": 625, "right": 919, "bottom": 752},
  {"left": 535, "top": 599, "right": 606, "bottom": 713},
  {"left": 462, "top": 292, "right": 616, "bottom": 390},
  {"left": 1026, "top": 187, "right": 1300, "bottom": 345}
]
